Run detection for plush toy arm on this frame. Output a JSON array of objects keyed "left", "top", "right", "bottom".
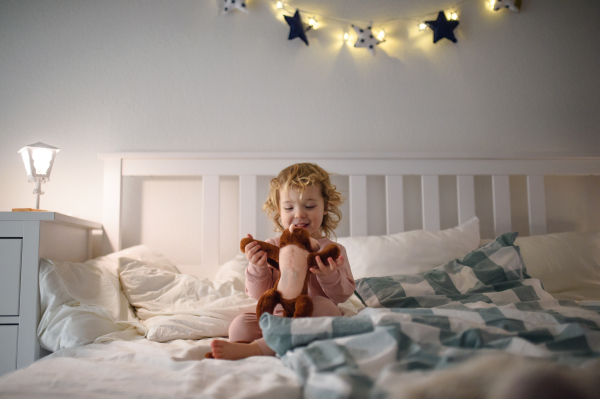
[
  {"left": 240, "top": 237, "right": 280, "bottom": 270},
  {"left": 307, "top": 244, "right": 341, "bottom": 268}
]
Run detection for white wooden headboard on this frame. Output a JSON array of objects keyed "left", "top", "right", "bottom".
[{"left": 98, "top": 152, "right": 600, "bottom": 271}]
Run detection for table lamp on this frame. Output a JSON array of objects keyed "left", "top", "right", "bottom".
[{"left": 18, "top": 142, "right": 60, "bottom": 210}]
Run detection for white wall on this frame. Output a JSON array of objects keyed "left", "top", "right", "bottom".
[{"left": 1, "top": 1, "right": 599, "bottom": 265}]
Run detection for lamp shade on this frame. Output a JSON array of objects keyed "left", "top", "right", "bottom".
[{"left": 18, "top": 142, "right": 60, "bottom": 182}]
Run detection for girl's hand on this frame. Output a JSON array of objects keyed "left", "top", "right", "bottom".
[
  {"left": 244, "top": 234, "right": 267, "bottom": 267},
  {"left": 311, "top": 255, "right": 343, "bottom": 277}
]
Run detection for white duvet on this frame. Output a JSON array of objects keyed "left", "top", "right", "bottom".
[
  {"left": 119, "top": 257, "right": 258, "bottom": 341},
  {"left": 38, "top": 250, "right": 260, "bottom": 349},
  {"left": 0, "top": 339, "right": 301, "bottom": 399}
]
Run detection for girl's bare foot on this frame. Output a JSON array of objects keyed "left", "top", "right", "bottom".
[{"left": 209, "top": 340, "right": 264, "bottom": 360}]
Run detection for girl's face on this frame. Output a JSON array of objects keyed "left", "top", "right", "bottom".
[{"left": 279, "top": 184, "right": 327, "bottom": 239}]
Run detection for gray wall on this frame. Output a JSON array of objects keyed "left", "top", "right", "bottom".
[{"left": 1, "top": 1, "right": 599, "bottom": 265}]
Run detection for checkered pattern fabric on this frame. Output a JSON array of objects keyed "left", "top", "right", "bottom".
[
  {"left": 259, "top": 233, "right": 600, "bottom": 399},
  {"left": 355, "top": 232, "right": 552, "bottom": 309}
]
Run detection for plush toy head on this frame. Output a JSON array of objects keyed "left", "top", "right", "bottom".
[{"left": 280, "top": 226, "right": 313, "bottom": 251}]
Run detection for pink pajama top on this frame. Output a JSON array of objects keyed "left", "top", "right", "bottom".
[{"left": 245, "top": 236, "right": 356, "bottom": 305}]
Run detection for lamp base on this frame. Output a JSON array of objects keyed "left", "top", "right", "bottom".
[{"left": 12, "top": 208, "right": 50, "bottom": 212}]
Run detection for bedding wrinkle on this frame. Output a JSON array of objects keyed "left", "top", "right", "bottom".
[{"left": 229, "top": 296, "right": 343, "bottom": 356}]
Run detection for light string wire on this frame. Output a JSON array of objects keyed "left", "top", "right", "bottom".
[{"left": 272, "top": 0, "right": 482, "bottom": 31}]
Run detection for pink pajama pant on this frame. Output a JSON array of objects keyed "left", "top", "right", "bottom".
[{"left": 228, "top": 296, "right": 342, "bottom": 356}]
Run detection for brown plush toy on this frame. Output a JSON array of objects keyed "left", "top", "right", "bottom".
[{"left": 241, "top": 227, "right": 341, "bottom": 319}]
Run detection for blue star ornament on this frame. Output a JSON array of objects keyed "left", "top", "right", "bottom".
[
  {"left": 352, "top": 23, "right": 384, "bottom": 56},
  {"left": 284, "top": 9, "right": 310, "bottom": 46},
  {"left": 221, "top": 0, "right": 248, "bottom": 13},
  {"left": 493, "top": 0, "right": 521, "bottom": 12},
  {"left": 425, "top": 11, "right": 459, "bottom": 44}
]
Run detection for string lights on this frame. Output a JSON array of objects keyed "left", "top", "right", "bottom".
[
  {"left": 491, "top": 0, "right": 522, "bottom": 12},
  {"left": 224, "top": 0, "right": 522, "bottom": 54}
]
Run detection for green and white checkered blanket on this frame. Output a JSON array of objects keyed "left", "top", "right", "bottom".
[{"left": 259, "top": 233, "right": 600, "bottom": 399}]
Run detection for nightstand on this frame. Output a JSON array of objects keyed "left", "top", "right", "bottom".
[{"left": 0, "top": 212, "right": 101, "bottom": 378}]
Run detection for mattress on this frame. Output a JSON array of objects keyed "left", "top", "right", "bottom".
[{"left": 0, "top": 338, "right": 301, "bottom": 399}]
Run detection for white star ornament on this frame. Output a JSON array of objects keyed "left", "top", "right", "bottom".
[
  {"left": 352, "top": 23, "right": 384, "bottom": 56},
  {"left": 221, "top": 0, "right": 248, "bottom": 14},
  {"left": 494, "top": 0, "right": 521, "bottom": 12}
]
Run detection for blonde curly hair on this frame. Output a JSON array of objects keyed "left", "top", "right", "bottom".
[{"left": 263, "top": 163, "right": 344, "bottom": 239}]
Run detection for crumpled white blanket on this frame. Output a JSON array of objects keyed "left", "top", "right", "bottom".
[
  {"left": 121, "top": 255, "right": 364, "bottom": 342},
  {"left": 119, "top": 256, "right": 259, "bottom": 341}
]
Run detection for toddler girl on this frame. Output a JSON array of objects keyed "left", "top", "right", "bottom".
[{"left": 208, "top": 163, "right": 355, "bottom": 360}]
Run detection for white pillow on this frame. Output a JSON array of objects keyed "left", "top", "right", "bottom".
[
  {"left": 337, "top": 217, "right": 480, "bottom": 280},
  {"left": 213, "top": 254, "right": 248, "bottom": 292},
  {"left": 118, "top": 258, "right": 257, "bottom": 341},
  {"left": 515, "top": 232, "right": 600, "bottom": 301},
  {"left": 38, "top": 245, "right": 176, "bottom": 351},
  {"left": 102, "top": 245, "right": 180, "bottom": 275},
  {"left": 37, "top": 303, "right": 139, "bottom": 352}
]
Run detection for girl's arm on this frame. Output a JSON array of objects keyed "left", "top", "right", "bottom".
[
  {"left": 244, "top": 238, "right": 277, "bottom": 300},
  {"left": 315, "top": 244, "right": 356, "bottom": 304}
]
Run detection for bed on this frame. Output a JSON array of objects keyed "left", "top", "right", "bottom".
[{"left": 1, "top": 152, "right": 600, "bottom": 399}]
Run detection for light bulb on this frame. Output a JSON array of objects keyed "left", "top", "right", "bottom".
[
  {"left": 276, "top": 1, "right": 283, "bottom": 10},
  {"left": 450, "top": 12, "right": 458, "bottom": 20},
  {"left": 32, "top": 148, "right": 53, "bottom": 175},
  {"left": 308, "top": 18, "right": 316, "bottom": 27},
  {"left": 343, "top": 32, "right": 349, "bottom": 41},
  {"left": 419, "top": 22, "right": 427, "bottom": 31},
  {"left": 488, "top": 0, "right": 496, "bottom": 10},
  {"left": 377, "top": 30, "right": 386, "bottom": 41}
]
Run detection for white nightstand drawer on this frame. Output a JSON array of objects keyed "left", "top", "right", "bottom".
[
  {"left": 0, "top": 239, "right": 22, "bottom": 316},
  {"left": 0, "top": 325, "right": 18, "bottom": 377}
]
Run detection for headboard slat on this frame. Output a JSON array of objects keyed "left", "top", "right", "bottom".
[
  {"left": 421, "top": 175, "right": 441, "bottom": 232},
  {"left": 527, "top": 175, "right": 547, "bottom": 236},
  {"left": 202, "top": 175, "right": 220, "bottom": 266},
  {"left": 385, "top": 175, "right": 404, "bottom": 234},
  {"left": 349, "top": 175, "right": 368, "bottom": 237},
  {"left": 492, "top": 175, "right": 512, "bottom": 237},
  {"left": 457, "top": 175, "right": 476, "bottom": 224}
]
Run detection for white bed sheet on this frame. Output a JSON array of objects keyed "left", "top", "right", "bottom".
[{"left": 0, "top": 338, "right": 301, "bottom": 399}]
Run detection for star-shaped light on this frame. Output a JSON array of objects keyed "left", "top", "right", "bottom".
[
  {"left": 284, "top": 9, "right": 310, "bottom": 46},
  {"left": 493, "top": 0, "right": 521, "bottom": 12},
  {"left": 425, "top": 11, "right": 459, "bottom": 44},
  {"left": 352, "top": 23, "right": 384, "bottom": 56},
  {"left": 221, "top": 0, "right": 248, "bottom": 13}
]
